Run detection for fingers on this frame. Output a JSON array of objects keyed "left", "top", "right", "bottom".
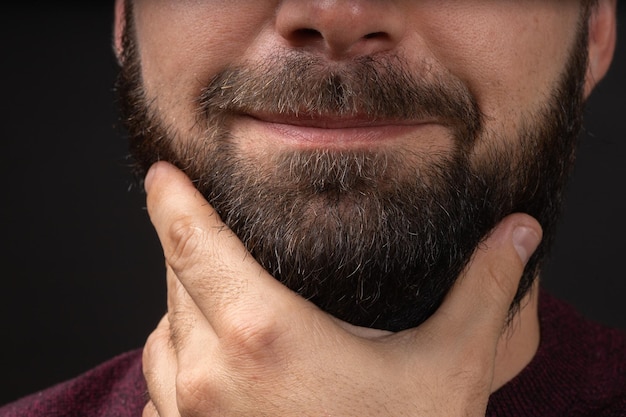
[
  {"left": 142, "top": 401, "right": 159, "bottom": 417},
  {"left": 144, "top": 161, "right": 299, "bottom": 337},
  {"left": 144, "top": 270, "right": 221, "bottom": 417},
  {"left": 429, "top": 213, "right": 542, "bottom": 341},
  {"left": 142, "top": 160, "right": 536, "bottom": 416},
  {"left": 165, "top": 265, "right": 220, "bottom": 371},
  {"left": 143, "top": 315, "right": 180, "bottom": 417}
]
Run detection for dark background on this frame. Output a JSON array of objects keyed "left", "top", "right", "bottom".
[{"left": 1, "top": 4, "right": 625, "bottom": 406}]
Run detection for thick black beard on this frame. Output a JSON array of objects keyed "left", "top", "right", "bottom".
[{"left": 116, "top": 6, "right": 588, "bottom": 331}]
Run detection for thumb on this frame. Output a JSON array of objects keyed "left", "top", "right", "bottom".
[{"left": 428, "top": 213, "right": 542, "bottom": 342}]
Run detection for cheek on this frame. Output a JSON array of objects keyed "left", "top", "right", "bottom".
[
  {"left": 411, "top": 2, "right": 580, "bottom": 139},
  {"left": 133, "top": 2, "right": 278, "bottom": 127}
]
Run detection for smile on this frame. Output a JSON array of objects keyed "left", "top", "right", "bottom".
[{"left": 240, "top": 112, "right": 441, "bottom": 149}]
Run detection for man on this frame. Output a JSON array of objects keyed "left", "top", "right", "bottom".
[{"left": 1, "top": 0, "right": 624, "bottom": 416}]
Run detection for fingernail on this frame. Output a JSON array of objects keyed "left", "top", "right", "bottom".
[{"left": 513, "top": 226, "right": 541, "bottom": 265}]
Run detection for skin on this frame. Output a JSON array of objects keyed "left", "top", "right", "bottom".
[
  {"left": 113, "top": 0, "right": 617, "bottom": 415},
  {"left": 123, "top": 1, "right": 581, "bottom": 159},
  {"left": 143, "top": 162, "right": 541, "bottom": 416}
]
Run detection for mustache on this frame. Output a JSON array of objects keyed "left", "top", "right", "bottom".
[{"left": 197, "top": 52, "right": 483, "bottom": 141}]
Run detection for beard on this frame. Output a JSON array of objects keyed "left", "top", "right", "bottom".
[{"left": 116, "top": 10, "right": 588, "bottom": 332}]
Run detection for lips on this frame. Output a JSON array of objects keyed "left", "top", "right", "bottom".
[
  {"left": 247, "top": 111, "right": 418, "bottom": 128},
  {"left": 241, "top": 111, "right": 437, "bottom": 148}
]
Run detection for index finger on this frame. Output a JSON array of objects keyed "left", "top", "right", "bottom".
[{"left": 145, "top": 161, "right": 299, "bottom": 336}]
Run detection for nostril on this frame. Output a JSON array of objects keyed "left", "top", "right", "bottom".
[
  {"left": 288, "top": 29, "right": 390, "bottom": 51},
  {"left": 276, "top": 1, "right": 404, "bottom": 58},
  {"left": 363, "top": 32, "right": 386, "bottom": 40},
  {"left": 291, "top": 28, "right": 324, "bottom": 44}
]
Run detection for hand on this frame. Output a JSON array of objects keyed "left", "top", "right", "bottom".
[{"left": 141, "top": 161, "right": 542, "bottom": 417}]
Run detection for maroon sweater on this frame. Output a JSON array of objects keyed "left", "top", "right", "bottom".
[{"left": 1, "top": 291, "right": 625, "bottom": 416}]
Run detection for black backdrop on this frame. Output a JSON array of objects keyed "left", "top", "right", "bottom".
[{"left": 1, "top": 4, "right": 625, "bottom": 406}]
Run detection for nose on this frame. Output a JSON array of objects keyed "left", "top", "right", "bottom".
[{"left": 275, "top": 0, "right": 405, "bottom": 59}]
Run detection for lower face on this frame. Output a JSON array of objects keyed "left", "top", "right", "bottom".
[{"left": 118, "top": 2, "right": 589, "bottom": 331}]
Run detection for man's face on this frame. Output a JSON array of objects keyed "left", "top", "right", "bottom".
[{"left": 117, "top": 1, "right": 590, "bottom": 331}]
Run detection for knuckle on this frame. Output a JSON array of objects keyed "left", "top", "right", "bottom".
[
  {"left": 221, "top": 312, "right": 286, "bottom": 362},
  {"left": 142, "top": 323, "right": 171, "bottom": 376},
  {"left": 176, "top": 369, "right": 218, "bottom": 416},
  {"left": 167, "top": 217, "right": 207, "bottom": 270}
]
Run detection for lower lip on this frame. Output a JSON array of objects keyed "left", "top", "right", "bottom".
[{"left": 240, "top": 116, "right": 435, "bottom": 149}]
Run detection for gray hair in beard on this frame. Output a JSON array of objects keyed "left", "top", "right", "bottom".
[{"left": 117, "top": 7, "right": 589, "bottom": 330}]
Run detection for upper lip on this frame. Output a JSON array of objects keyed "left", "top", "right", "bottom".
[{"left": 245, "top": 111, "right": 429, "bottom": 129}]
